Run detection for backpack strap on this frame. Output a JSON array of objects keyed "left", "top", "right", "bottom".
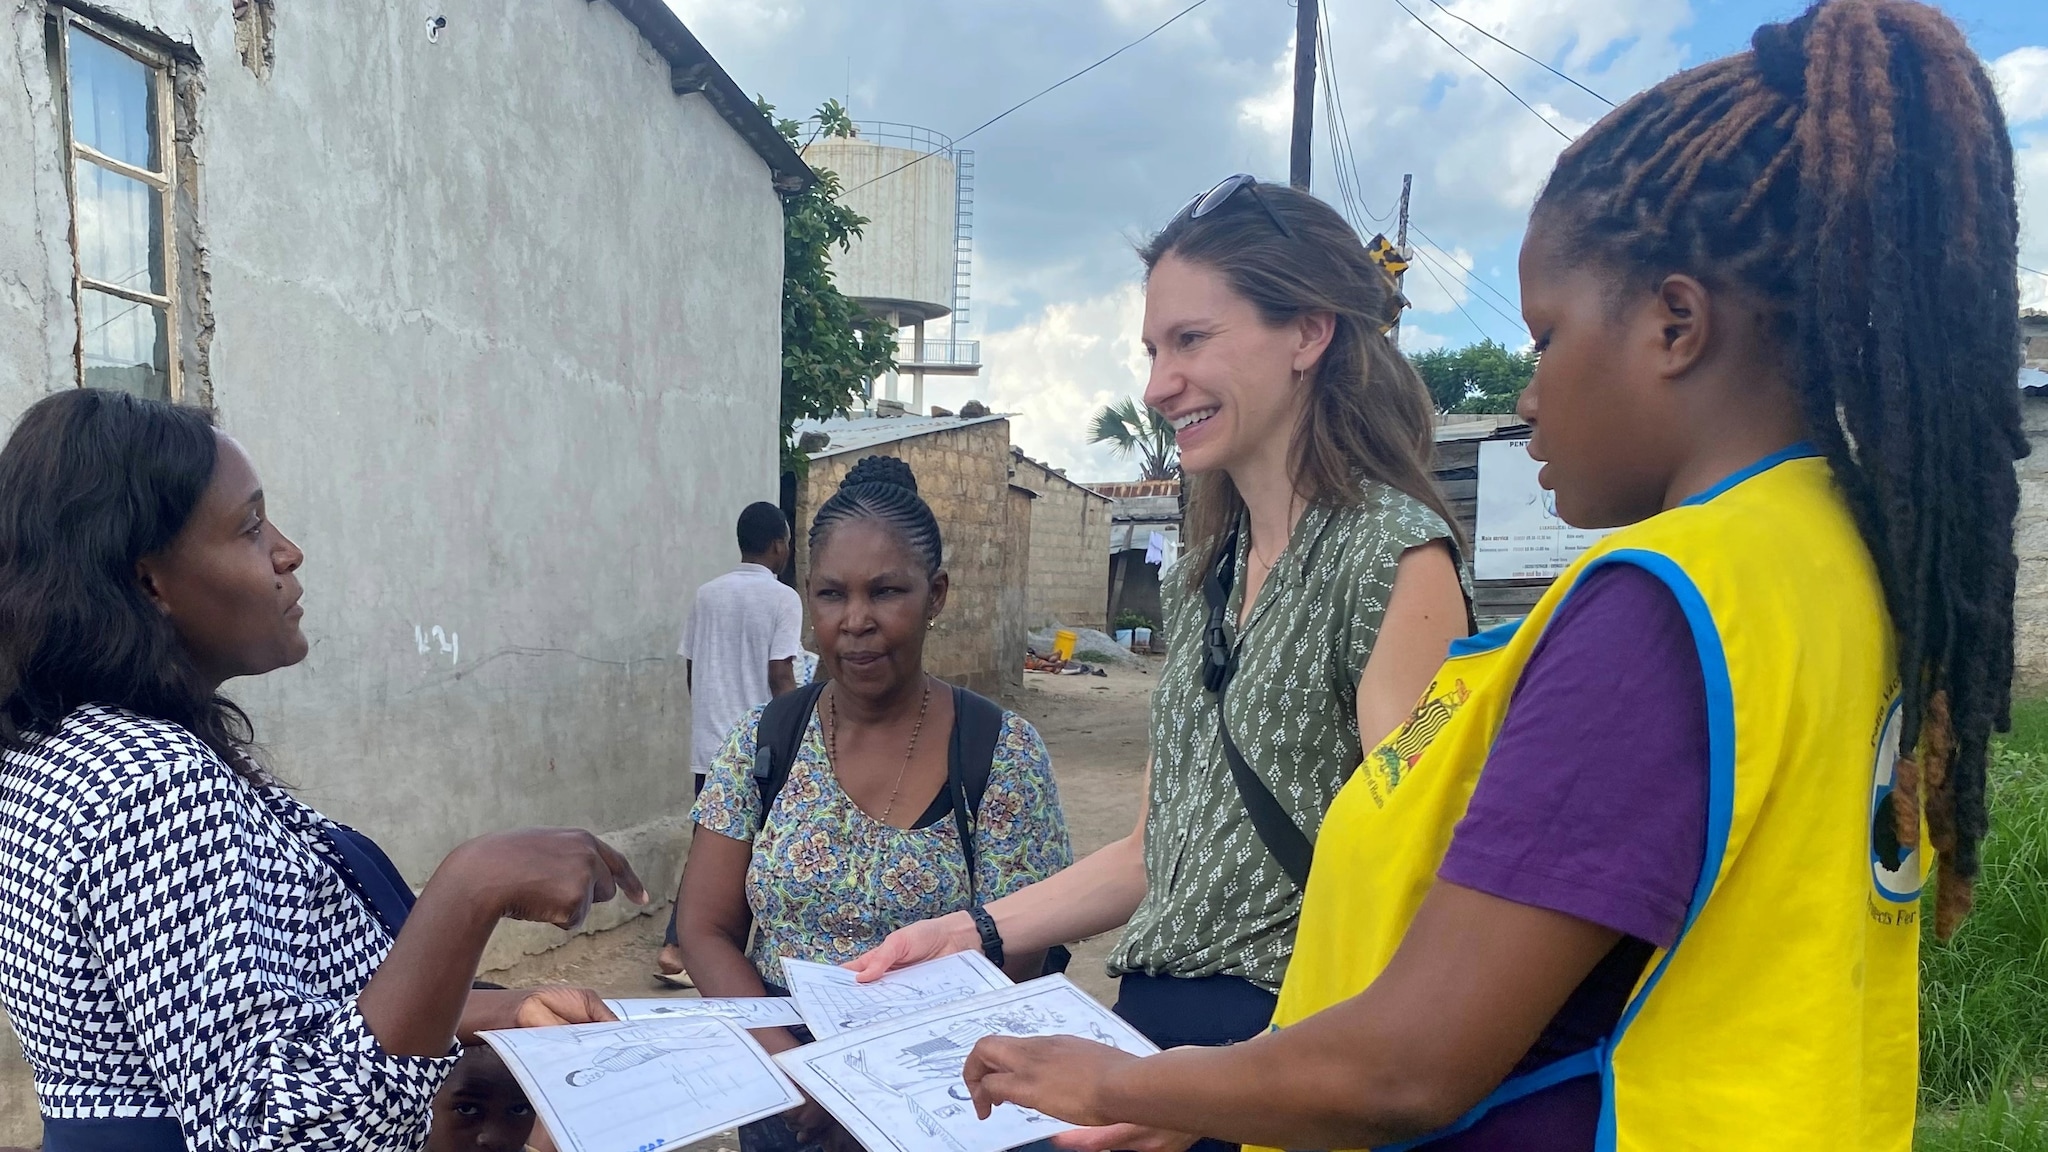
[
  {"left": 946, "top": 685, "right": 1005, "bottom": 901},
  {"left": 754, "top": 681, "right": 829, "bottom": 814}
]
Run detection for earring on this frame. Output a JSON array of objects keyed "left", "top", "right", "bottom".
[{"left": 927, "top": 619, "right": 936, "bottom": 631}]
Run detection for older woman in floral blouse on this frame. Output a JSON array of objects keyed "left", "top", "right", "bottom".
[{"left": 678, "top": 455, "right": 1071, "bottom": 1152}]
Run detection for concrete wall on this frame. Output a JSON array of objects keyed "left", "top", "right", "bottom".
[
  {"left": 1013, "top": 454, "right": 1112, "bottom": 632},
  {"left": 797, "top": 419, "right": 1016, "bottom": 694},
  {"left": 2016, "top": 397, "right": 2048, "bottom": 690},
  {"left": 0, "top": 6, "right": 784, "bottom": 1131},
  {"left": 1000, "top": 487, "right": 1032, "bottom": 688}
]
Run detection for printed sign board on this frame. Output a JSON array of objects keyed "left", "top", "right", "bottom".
[{"left": 1474, "top": 439, "right": 1617, "bottom": 581}]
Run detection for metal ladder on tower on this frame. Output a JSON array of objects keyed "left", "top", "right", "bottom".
[{"left": 952, "top": 149, "right": 975, "bottom": 344}]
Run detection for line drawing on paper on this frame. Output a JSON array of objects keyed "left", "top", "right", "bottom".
[
  {"left": 482, "top": 1017, "right": 803, "bottom": 1152},
  {"left": 604, "top": 996, "right": 806, "bottom": 1029},
  {"left": 777, "top": 976, "right": 1160, "bottom": 1152},
  {"left": 780, "top": 952, "right": 1012, "bottom": 1039}
]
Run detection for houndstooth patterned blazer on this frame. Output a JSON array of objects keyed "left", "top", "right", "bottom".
[{"left": 0, "top": 704, "right": 454, "bottom": 1150}]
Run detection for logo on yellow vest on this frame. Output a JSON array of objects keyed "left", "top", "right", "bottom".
[
  {"left": 1867, "top": 698, "right": 1923, "bottom": 907},
  {"left": 1361, "top": 677, "right": 1472, "bottom": 807}
]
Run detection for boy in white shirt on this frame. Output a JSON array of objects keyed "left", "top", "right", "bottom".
[{"left": 657, "top": 502, "right": 803, "bottom": 980}]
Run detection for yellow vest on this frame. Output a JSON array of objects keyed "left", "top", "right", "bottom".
[{"left": 1262, "top": 449, "right": 1923, "bottom": 1151}]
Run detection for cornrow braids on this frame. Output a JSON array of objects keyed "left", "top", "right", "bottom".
[
  {"left": 809, "top": 455, "right": 945, "bottom": 578},
  {"left": 1534, "top": 0, "right": 2024, "bottom": 936}
]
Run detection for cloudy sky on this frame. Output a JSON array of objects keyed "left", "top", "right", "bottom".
[{"left": 670, "top": 0, "right": 2048, "bottom": 481}]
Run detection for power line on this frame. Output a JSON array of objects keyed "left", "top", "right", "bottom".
[
  {"left": 1407, "top": 220, "right": 1524, "bottom": 318},
  {"left": 1317, "top": 0, "right": 1392, "bottom": 223},
  {"left": 1391, "top": 0, "right": 1571, "bottom": 141},
  {"left": 1411, "top": 250, "right": 1492, "bottom": 343},
  {"left": 1420, "top": 0, "right": 1613, "bottom": 108},
  {"left": 2024, "top": 263, "right": 2048, "bottom": 279},
  {"left": 836, "top": 0, "right": 1213, "bottom": 199},
  {"left": 1410, "top": 242, "right": 1525, "bottom": 334}
]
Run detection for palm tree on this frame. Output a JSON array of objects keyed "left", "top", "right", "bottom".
[{"left": 1087, "top": 397, "right": 1179, "bottom": 482}]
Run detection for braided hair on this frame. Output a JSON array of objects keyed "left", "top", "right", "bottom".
[
  {"left": 1533, "top": 0, "right": 2023, "bottom": 936},
  {"left": 809, "top": 455, "right": 944, "bottom": 578}
]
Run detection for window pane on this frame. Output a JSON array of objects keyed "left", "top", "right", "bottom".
[
  {"left": 79, "top": 288, "right": 169, "bottom": 400},
  {"left": 73, "top": 161, "right": 164, "bottom": 297},
  {"left": 67, "top": 25, "right": 159, "bottom": 171}
]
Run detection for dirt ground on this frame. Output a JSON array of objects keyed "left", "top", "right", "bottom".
[{"left": 483, "top": 660, "right": 1158, "bottom": 1149}]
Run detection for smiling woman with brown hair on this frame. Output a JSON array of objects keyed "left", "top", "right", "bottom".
[
  {"left": 848, "top": 180, "right": 1471, "bottom": 1152},
  {"left": 0, "top": 389, "right": 645, "bottom": 1152},
  {"left": 677, "top": 455, "right": 1072, "bottom": 1152}
]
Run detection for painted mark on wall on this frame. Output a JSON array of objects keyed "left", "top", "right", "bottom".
[{"left": 415, "top": 624, "right": 459, "bottom": 664}]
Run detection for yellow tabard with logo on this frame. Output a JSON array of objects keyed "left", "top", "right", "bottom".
[{"left": 1257, "top": 449, "right": 1924, "bottom": 1151}]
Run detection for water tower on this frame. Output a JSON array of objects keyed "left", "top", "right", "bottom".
[{"left": 803, "top": 123, "right": 979, "bottom": 412}]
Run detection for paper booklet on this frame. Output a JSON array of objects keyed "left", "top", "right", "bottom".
[
  {"left": 605, "top": 995, "right": 807, "bottom": 1029},
  {"left": 480, "top": 1015, "right": 803, "bottom": 1152},
  {"left": 779, "top": 951, "right": 1013, "bottom": 1040},
  {"left": 775, "top": 974, "right": 1162, "bottom": 1152}
]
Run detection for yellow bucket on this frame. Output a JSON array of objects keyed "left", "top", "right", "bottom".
[{"left": 1053, "top": 629, "right": 1077, "bottom": 661}]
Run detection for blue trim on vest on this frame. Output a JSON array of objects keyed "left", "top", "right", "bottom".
[
  {"left": 1375, "top": 1048, "right": 1605, "bottom": 1152},
  {"left": 1569, "top": 551, "right": 1738, "bottom": 1152},
  {"left": 1446, "top": 619, "right": 1521, "bottom": 658},
  {"left": 1387, "top": 548, "right": 1739, "bottom": 1151},
  {"left": 41, "top": 1116, "right": 185, "bottom": 1152},
  {"left": 1679, "top": 442, "right": 1819, "bottom": 507}
]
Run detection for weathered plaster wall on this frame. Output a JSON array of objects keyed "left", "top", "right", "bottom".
[
  {"left": 797, "top": 419, "right": 1016, "bottom": 694},
  {"left": 2014, "top": 397, "right": 2048, "bottom": 690},
  {"left": 0, "top": 9, "right": 784, "bottom": 1121},
  {"left": 1013, "top": 454, "right": 1112, "bottom": 632}
]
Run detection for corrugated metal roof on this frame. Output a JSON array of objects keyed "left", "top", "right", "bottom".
[
  {"left": 1088, "top": 479, "right": 1181, "bottom": 499},
  {"left": 2020, "top": 367, "right": 2048, "bottom": 395},
  {"left": 797, "top": 412, "right": 1010, "bottom": 459}
]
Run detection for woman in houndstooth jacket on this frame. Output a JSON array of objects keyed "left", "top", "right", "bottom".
[{"left": 0, "top": 390, "right": 646, "bottom": 1152}]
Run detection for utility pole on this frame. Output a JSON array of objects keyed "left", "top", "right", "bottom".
[
  {"left": 1391, "top": 173, "right": 1413, "bottom": 343},
  {"left": 1290, "top": 0, "right": 1318, "bottom": 189}
]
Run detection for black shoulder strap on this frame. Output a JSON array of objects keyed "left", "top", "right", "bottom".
[
  {"left": 755, "top": 681, "right": 829, "bottom": 811},
  {"left": 1202, "top": 527, "right": 1316, "bottom": 889},
  {"left": 946, "top": 686, "right": 1005, "bottom": 901}
]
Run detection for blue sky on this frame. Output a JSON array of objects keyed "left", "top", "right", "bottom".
[{"left": 671, "top": 0, "right": 2047, "bottom": 478}]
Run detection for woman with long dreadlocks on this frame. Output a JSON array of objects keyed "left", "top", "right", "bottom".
[{"left": 953, "top": 1, "right": 2024, "bottom": 1149}]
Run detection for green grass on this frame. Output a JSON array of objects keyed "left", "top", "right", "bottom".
[
  {"left": 1914, "top": 699, "right": 2048, "bottom": 1147},
  {"left": 1917, "top": 1081, "right": 2048, "bottom": 1152}
]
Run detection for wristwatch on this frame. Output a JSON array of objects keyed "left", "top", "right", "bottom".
[{"left": 967, "top": 905, "right": 1005, "bottom": 967}]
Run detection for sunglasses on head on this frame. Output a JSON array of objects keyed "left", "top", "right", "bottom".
[{"left": 1176, "top": 173, "right": 1294, "bottom": 239}]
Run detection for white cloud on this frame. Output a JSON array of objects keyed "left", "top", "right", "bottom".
[
  {"left": 1238, "top": 34, "right": 1293, "bottom": 139},
  {"left": 1995, "top": 46, "right": 2048, "bottom": 126},
  {"left": 666, "top": 0, "right": 804, "bottom": 43},
  {"left": 922, "top": 282, "right": 1151, "bottom": 480},
  {"left": 2021, "top": 130, "right": 2048, "bottom": 313}
]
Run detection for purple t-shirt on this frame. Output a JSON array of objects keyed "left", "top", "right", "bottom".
[{"left": 1426, "top": 564, "right": 1709, "bottom": 1151}]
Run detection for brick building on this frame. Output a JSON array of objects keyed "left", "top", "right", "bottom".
[
  {"left": 1010, "top": 451, "right": 1114, "bottom": 632},
  {"left": 795, "top": 412, "right": 1029, "bottom": 693}
]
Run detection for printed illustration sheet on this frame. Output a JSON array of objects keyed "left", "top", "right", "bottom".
[
  {"left": 604, "top": 996, "right": 807, "bottom": 1029},
  {"left": 780, "top": 951, "right": 1012, "bottom": 1040},
  {"left": 775, "top": 975, "right": 1161, "bottom": 1152},
  {"left": 481, "top": 1016, "right": 803, "bottom": 1152}
]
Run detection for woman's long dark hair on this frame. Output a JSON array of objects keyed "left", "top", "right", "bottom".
[
  {"left": 1533, "top": 0, "right": 2021, "bottom": 935},
  {"left": 0, "top": 389, "right": 261, "bottom": 778}
]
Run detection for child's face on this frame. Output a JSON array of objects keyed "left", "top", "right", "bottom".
[
  {"left": 429, "top": 1047, "right": 537, "bottom": 1152},
  {"left": 1515, "top": 220, "right": 1692, "bottom": 529}
]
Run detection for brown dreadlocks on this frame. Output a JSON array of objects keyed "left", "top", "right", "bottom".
[{"left": 1533, "top": 0, "right": 2025, "bottom": 937}]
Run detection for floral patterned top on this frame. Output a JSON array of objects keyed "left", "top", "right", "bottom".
[{"left": 691, "top": 695, "right": 1072, "bottom": 987}]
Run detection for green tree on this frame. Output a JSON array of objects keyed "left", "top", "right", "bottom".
[
  {"left": 1087, "top": 396, "right": 1179, "bottom": 481},
  {"left": 1409, "top": 338, "right": 1536, "bottom": 415},
  {"left": 767, "top": 99, "right": 897, "bottom": 474}
]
